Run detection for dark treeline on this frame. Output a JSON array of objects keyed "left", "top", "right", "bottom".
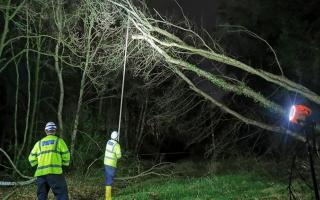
[{"left": 1, "top": 0, "right": 320, "bottom": 173}]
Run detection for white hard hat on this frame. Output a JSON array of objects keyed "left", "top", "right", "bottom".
[
  {"left": 45, "top": 122, "right": 57, "bottom": 132},
  {"left": 111, "top": 131, "right": 119, "bottom": 140}
]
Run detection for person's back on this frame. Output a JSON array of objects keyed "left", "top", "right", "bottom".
[
  {"left": 104, "top": 131, "right": 122, "bottom": 200},
  {"left": 28, "top": 122, "right": 70, "bottom": 200}
]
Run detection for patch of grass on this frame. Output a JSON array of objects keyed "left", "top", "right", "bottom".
[
  {"left": 115, "top": 172, "right": 311, "bottom": 200},
  {"left": 0, "top": 158, "right": 313, "bottom": 200}
]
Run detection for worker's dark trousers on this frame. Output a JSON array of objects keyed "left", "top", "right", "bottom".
[
  {"left": 104, "top": 165, "right": 116, "bottom": 186},
  {"left": 36, "top": 174, "right": 69, "bottom": 200}
]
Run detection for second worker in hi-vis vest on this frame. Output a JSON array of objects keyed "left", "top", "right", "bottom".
[{"left": 104, "top": 131, "right": 122, "bottom": 200}]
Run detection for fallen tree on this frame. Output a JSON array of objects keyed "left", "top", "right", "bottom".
[{"left": 95, "top": 0, "right": 320, "bottom": 142}]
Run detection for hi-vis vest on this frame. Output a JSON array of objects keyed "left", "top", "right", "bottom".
[
  {"left": 104, "top": 139, "right": 121, "bottom": 168},
  {"left": 28, "top": 135, "right": 70, "bottom": 177}
]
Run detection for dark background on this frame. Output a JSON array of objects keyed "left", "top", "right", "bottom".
[{"left": 0, "top": 0, "right": 320, "bottom": 168}]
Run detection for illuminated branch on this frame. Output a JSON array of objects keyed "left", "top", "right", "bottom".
[
  {"left": 174, "top": 68, "right": 305, "bottom": 142},
  {"left": 108, "top": 0, "right": 320, "bottom": 107},
  {"left": 101, "top": 0, "right": 318, "bottom": 142}
]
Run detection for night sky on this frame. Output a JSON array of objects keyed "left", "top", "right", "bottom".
[
  {"left": 147, "top": 0, "right": 320, "bottom": 41},
  {"left": 147, "top": 0, "right": 218, "bottom": 30}
]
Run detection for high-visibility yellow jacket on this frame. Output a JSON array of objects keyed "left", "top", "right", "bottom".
[
  {"left": 28, "top": 135, "right": 70, "bottom": 177},
  {"left": 104, "top": 139, "right": 121, "bottom": 168}
]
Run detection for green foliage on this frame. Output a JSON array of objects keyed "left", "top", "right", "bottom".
[{"left": 67, "top": 108, "right": 107, "bottom": 170}]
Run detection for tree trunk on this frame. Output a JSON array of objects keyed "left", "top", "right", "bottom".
[
  {"left": 17, "top": 10, "right": 31, "bottom": 160},
  {"left": 135, "top": 97, "right": 148, "bottom": 153},
  {"left": 0, "top": 0, "right": 10, "bottom": 58},
  {"left": 70, "top": 16, "right": 94, "bottom": 159},
  {"left": 28, "top": 26, "right": 42, "bottom": 149},
  {"left": 98, "top": 95, "right": 103, "bottom": 119},
  {"left": 55, "top": 36, "right": 64, "bottom": 138},
  {"left": 124, "top": 99, "right": 129, "bottom": 150},
  {"left": 0, "top": 0, "right": 25, "bottom": 73},
  {"left": 12, "top": 45, "right": 21, "bottom": 161},
  {"left": 53, "top": 1, "right": 65, "bottom": 138}
]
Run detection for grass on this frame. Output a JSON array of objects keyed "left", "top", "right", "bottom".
[
  {"left": 115, "top": 173, "right": 310, "bottom": 200},
  {"left": 0, "top": 158, "right": 313, "bottom": 200}
]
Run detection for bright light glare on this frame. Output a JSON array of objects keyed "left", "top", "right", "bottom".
[{"left": 289, "top": 105, "right": 296, "bottom": 121}]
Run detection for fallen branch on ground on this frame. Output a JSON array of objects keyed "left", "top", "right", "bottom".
[
  {"left": 0, "top": 148, "right": 35, "bottom": 187},
  {"left": 115, "top": 162, "right": 174, "bottom": 180}
]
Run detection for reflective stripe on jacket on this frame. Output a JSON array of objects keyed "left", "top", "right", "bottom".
[
  {"left": 104, "top": 139, "right": 121, "bottom": 168},
  {"left": 28, "top": 135, "right": 70, "bottom": 177}
]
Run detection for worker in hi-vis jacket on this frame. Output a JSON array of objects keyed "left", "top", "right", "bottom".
[
  {"left": 28, "top": 122, "right": 70, "bottom": 200},
  {"left": 104, "top": 131, "right": 122, "bottom": 200}
]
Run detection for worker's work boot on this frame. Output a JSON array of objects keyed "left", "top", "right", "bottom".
[{"left": 105, "top": 186, "right": 112, "bottom": 200}]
